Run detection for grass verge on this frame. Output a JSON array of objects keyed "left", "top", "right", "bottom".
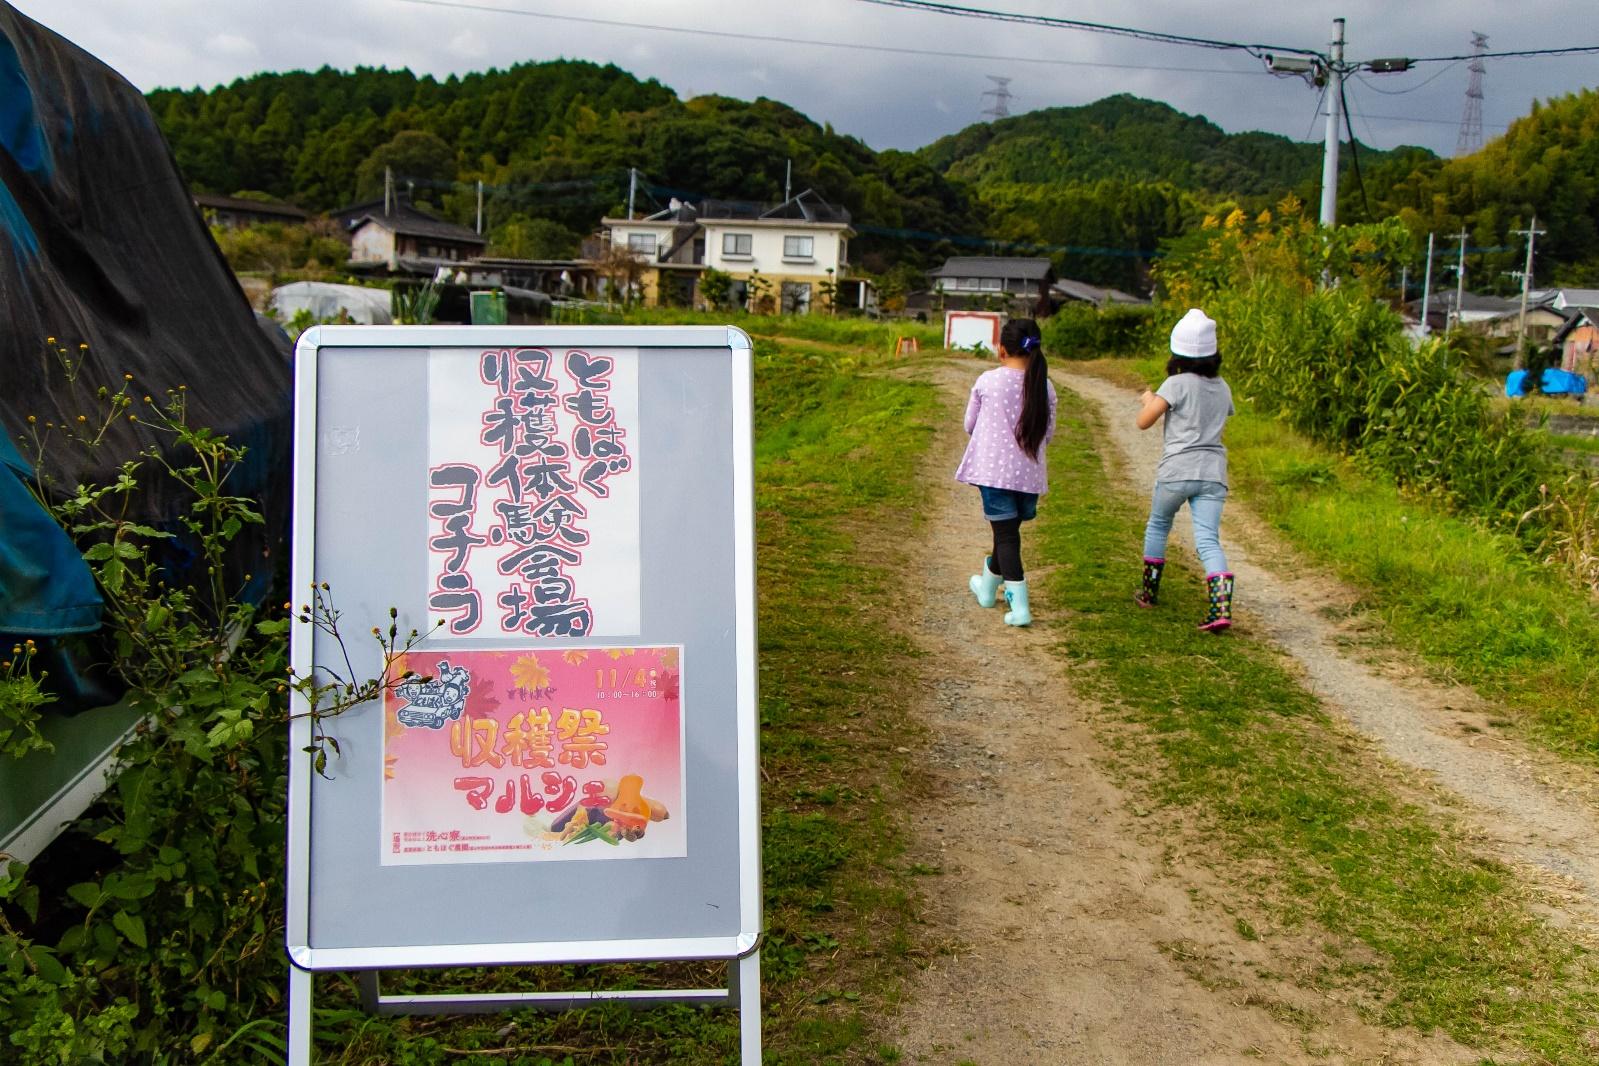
[
  {"left": 1073, "top": 355, "right": 1599, "bottom": 765},
  {"left": 301, "top": 333, "right": 939, "bottom": 1063},
  {"left": 1035, "top": 386, "right": 1599, "bottom": 1062}
]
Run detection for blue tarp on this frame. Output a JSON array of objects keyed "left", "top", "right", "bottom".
[
  {"left": 1541, "top": 367, "right": 1588, "bottom": 396},
  {"left": 1506, "top": 369, "right": 1530, "bottom": 397},
  {"left": 0, "top": 431, "right": 100, "bottom": 635}
]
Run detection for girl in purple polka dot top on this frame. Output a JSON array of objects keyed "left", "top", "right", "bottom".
[{"left": 955, "top": 318, "right": 1058, "bottom": 627}]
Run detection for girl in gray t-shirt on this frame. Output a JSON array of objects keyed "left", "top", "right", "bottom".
[{"left": 1133, "top": 308, "right": 1235, "bottom": 631}]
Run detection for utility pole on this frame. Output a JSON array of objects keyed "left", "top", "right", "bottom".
[
  {"left": 1318, "top": 18, "right": 1346, "bottom": 228},
  {"left": 784, "top": 158, "right": 792, "bottom": 204},
  {"left": 627, "top": 167, "right": 638, "bottom": 220},
  {"left": 1399, "top": 263, "right": 1408, "bottom": 305},
  {"left": 1420, "top": 231, "right": 1435, "bottom": 334},
  {"left": 475, "top": 179, "right": 484, "bottom": 235},
  {"left": 1451, "top": 227, "right": 1469, "bottom": 331},
  {"left": 384, "top": 166, "right": 394, "bottom": 216},
  {"left": 1512, "top": 214, "right": 1547, "bottom": 369}
]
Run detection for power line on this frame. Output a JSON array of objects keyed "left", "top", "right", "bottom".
[
  {"left": 1352, "top": 62, "right": 1461, "bottom": 95},
  {"left": 388, "top": 0, "right": 1268, "bottom": 77},
  {"left": 1409, "top": 43, "right": 1599, "bottom": 63},
  {"left": 850, "top": 0, "right": 1318, "bottom": 56}
]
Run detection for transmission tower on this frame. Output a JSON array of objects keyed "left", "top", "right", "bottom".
[
  {"left": 1456, "top": 31, "right": 1488, "bottom": 155},
  {"left": 981, "top": 76, "right": 1014, "bottom": 119}
]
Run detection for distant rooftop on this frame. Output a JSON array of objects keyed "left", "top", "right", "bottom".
[
  {"left": 193, "top": 192, "right": 307, "bottom": 220},
  {"left": 932, "top": 256, "right": 1054, "bottom": 281}
]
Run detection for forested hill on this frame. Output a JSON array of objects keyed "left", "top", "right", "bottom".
[
  {"left": 919, "top": 94, "right": 1429, "bottom": 196},
  {"left": 152, "top": 62, "right": 1599, "bottom": 293},
  {"left": 146, "top": 60, "right": 973, "bottom": 272},
  {"left": 1359, "top": 88, "right": 1599, "bottom": 287}
]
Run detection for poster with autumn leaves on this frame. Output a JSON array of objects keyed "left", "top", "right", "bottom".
[{"left": 381, "top": 646, "right": 685, "bottom": 866}]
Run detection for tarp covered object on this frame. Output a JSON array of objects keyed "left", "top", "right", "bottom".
[
  {"left": 0, "top": 7, "right": 291, "bottom": 665},
  {"left": 269, "top": 280, "right": 393, "bottom": 325},
  {"left": 1541, "top": 367, "right": 1587, "bottom": 396},
  {"left": 1505, "top": 369, "right": 1530, "bottom": 397}
]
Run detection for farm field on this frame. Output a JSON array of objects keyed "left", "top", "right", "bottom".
[{"left": 11, "top": 317, "right": 1599, "bottom": 1064}]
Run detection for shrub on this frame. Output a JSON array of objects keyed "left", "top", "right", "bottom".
[
  {"left": 1156, "top": 198, "right": 1571, "bottom": 546},
  {"left": 1041, "top": 301, "right": 1159, "bottom": 359}
]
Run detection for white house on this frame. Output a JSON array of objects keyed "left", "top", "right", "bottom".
[{"left": 601, "top": 190, "right": 867, "bottom": 313}]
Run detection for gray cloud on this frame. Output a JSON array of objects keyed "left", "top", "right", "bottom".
[{"left": 10, "top": 0, "right": 1595, "bottom": 157}]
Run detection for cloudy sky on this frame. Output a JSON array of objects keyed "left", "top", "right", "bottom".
[{"left": 11, "top": 0, "right": 1597, "bottom": 157}]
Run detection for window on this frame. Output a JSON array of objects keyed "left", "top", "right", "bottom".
[
  {"left": 722, "top": 233, "right": 753, "bottom": 257},
  {"left": 980, "top": 277, "right": 1002, "bottom": 291},
  {"left": 783, "top": 235, "right": 814, "bottom": 260},
  {"left": 627, "top": 233, "right": 657, "bottom": 255},
  {"left": 780, "top": 281, "right": 812, "bottom": 314}
]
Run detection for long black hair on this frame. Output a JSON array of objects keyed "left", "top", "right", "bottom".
[
  {"left": 1001, "top": 318, "right": 1050, "bottom": 460},
  {"left": 1165, "top": 353, "right": 1223, "bottom": 378}
]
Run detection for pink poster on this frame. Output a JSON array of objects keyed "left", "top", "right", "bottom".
[{"left": 381, "top": 646, "right": 685, "bottom": 866}]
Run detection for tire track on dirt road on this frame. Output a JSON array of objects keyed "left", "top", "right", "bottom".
[
  {"left": 1061, "top": 369, "right": 1599, "bottom": 929},
  {"left": 887, "top": 360, "right": 1477, "bottom": 1065}
]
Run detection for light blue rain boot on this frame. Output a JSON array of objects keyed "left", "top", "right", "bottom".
[
  {"left": 969, "top": 556, "right": 1002, "bottom": 608},
  {"left": 1003, "top": 580, "right": 1032, "bottom": 627}
]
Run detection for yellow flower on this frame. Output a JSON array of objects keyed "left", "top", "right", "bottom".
[{"left": 511, "top": 654, "right": 551, "bottom": 691}]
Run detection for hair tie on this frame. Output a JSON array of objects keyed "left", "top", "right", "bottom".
[{"left": 1021, "top": 335, "right": 1039, "bottom": 352}]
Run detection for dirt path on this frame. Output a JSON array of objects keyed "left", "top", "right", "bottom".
[
  {"left": 889, "top": 361, "right": 1477, "bottom": 1064},
  {"left": 1060, "top": 370, "right": 1599, "bottom": 928}
]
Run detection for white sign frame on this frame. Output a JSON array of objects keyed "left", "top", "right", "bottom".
[{"left": 284, "top": 325, "right": 761, "bottom": 1062}]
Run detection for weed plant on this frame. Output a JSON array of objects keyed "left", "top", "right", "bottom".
[
  {"left": 0, "top": 329, "right": 938, "bottom": 1063},
  {"left": 1035, "top": 389, "right": 1599, "bottom": 1061},
  {"left": 1157, "top": 199, "right": 1599, "bottom": 592}
]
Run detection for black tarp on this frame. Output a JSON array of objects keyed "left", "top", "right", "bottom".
[{"left": 0, "top": 5, "right": 292, "bottom": 700}]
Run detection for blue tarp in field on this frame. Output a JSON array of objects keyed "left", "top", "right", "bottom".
[{"left": 1541, "top": 367, "right": 1587, "bottom": 396}]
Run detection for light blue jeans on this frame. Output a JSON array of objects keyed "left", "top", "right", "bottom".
[{"left": 1142, "top": 480, "right": 1229, "bottom": 574}]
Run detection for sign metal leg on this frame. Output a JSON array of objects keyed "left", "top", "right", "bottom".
[
  {"left": 288, "top": 965, "right": 313, "bottom": 1066},
  {"left": 737, "top": 950, "right": 761, "bottom": 1064}
]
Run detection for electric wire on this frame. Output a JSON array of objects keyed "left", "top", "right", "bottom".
[
  {"left": 388, "top": 0, "right": 1267, "bottom": 77},
  {"left": 1408, "top": 44, "right": 1599, "bottom": 63},
  {"left": 1353, "top": 62, "right": 1461, "bottom": 95},
  {"left": 1305, "top": 82, "right": 1329, "bottom": 141},
  {"left": 849, "top": 0, "right": 1318, "bottom": 56},
  {"left": 1338, "top": 76, "right": 1372, "bottom": 220}
]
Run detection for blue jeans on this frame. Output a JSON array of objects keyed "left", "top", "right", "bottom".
[
  {"left": 1142, "top": 480, "right": 1229, "bottom": 574},
  {"left": 978, "top": 485, "right": 1038, "bottom": 522}
]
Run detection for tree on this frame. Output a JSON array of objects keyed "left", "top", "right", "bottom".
[
  {"left": 699, "top": 267, "right": 733, "bottom": 311},
  {"left": 594, "top": 244, "right": 645, "bottom": 307},
  {"left": 354, "top": 130, "right": 457, "bottom": 201},
  {"left": 746, "top": 269, "right": 773, "bottom": 314},
  {"left": 488, "top": 215, "right": 579, "bottom": 259},
  {"left": 817, "top": 267, "right": 838, "bottom": 316}
]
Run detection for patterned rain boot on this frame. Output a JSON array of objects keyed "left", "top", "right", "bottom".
[
  {"left": 1198, "top": 571, "right": 1235, "bottom": 632},
  {"left": 1003, "top": 580, "right": 1032, "bottom": 627},
  {"left": 1134, "top": 556, "right": 1165, "bottom": 608},
  {"left": 969, "top": 556, "right": 1003, "bottom": 608}
]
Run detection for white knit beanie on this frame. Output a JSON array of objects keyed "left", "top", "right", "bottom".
[{"left": 1169, "top": 308, "right": 1218, "bottom": 358}]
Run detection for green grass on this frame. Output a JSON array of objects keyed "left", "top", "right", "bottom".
[
  {"left": 611, "top": 306, "right": 946, "bottom": 354},
  {"left": 307, "top": 334, "right": 941, "bottom": 1063},
  {"left": 1034, "top": 387, "right": 1599, "bottom": 1062},
  {"left": 1077, "top": 355, "right": 1599, "bottom": 765}
]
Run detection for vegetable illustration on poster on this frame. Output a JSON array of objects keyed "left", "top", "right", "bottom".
[
  {"left": 381, "top": 646, "right": 686, "bottom": 866},
  {"left": 426, "top": 347, "right": 641, "bottom": 639}
]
